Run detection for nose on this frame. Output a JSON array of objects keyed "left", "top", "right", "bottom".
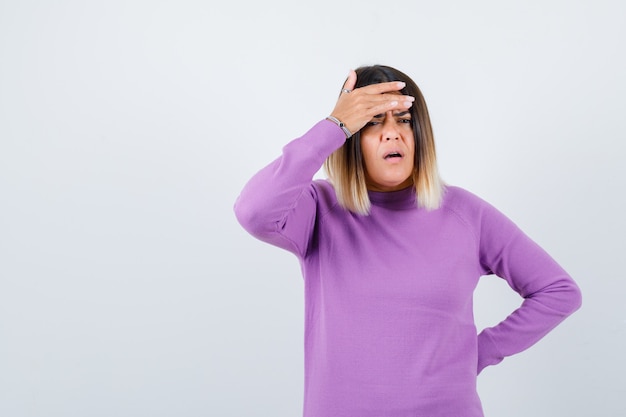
[{"left": 383, "top": 117, "right": 400, "bottom": 141}]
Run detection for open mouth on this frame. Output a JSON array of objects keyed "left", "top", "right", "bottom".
[{"left": 384, "top": 151, "right": 403, "bottom": 159}]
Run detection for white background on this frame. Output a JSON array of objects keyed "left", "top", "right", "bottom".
[{"left": 1, "top": 0, "right": 625, "bottom": 416}]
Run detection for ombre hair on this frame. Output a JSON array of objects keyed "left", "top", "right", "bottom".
[{"left": 324, "top": 65, "right": 444, "bottom": 215}]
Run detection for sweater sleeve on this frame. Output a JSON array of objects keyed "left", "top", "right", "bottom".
[
  {"left": 475, "top": 198, "right": 582, "bottom": 374},
  {"left": 233, "top": 120, "right": 346, "bottom": 257}
]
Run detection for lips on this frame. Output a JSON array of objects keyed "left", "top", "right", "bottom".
[{"left": 383, "top": 150, "right": 404, "bottom": 159}]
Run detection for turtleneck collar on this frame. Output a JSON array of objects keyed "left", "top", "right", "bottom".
[{"left": 368, "top": 186, "right": 418, "bottom": 210}]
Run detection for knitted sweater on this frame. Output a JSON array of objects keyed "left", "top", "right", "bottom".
[{"left": 234, "top": 120, "right": 582, "bottom": 417}]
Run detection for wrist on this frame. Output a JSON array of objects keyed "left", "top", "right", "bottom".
[{"left": 326, "top": 115, "right": 352, "bottom": 138}]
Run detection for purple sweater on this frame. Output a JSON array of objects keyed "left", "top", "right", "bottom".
[{"left": 234, "top": 120, "right": 582, "bottom": 417}]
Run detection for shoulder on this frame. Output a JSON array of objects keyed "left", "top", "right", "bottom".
[
  {"left": 442, "top": 185, "right": 491, "bottom": 216},
  {"left": 443, "top": 185, "right": 522, "bottom": 240},
  {"left": 311, "top": 179, "right": 341, "bottom": 214},
  {"left": 441, "top": 185, "right": 512, "bottom": 232},
  {"left": 311, "top": 179, "right": 335, "bottom": 198}
]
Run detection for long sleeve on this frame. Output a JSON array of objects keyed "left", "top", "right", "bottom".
[
  {"left": 233, "top": 120, "right": 346, "bottom": 257},
  {"left": 475, "top": 198, "right": 582, "bottom": 373}
]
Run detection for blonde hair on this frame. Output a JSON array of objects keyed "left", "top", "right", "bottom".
[{"left": 324, "top": 65, "right": 444, "bottom": 215}]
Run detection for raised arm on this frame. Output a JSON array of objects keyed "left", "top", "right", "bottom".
[
  {"left": 233, "top": 71, "right": 415, "bottom": 256},
  {"left": 233, "top": 120, "right": 344, "bottom": 255}
]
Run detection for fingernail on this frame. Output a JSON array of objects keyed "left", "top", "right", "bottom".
[
  {"left": 406, "top": 96, "right": 415, "bottom": 101},
  {"left": 404, "top": 101, "right": 413, "bottom": 107},
  {"left": 397, "top": 82, "right": 406, "bottom": 88},
  {"left": 390, "top": 100, "right": 398, "bottom": 106}
]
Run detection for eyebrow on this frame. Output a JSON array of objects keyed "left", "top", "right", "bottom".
[{"left": 372, "top": 111, "right": 411, "bottom": 118}]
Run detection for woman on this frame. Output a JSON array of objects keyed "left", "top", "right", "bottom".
[{"left": 234, "top": 65, "right": 582, "bottom": 417}]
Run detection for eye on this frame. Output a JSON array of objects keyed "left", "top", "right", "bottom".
[
  {"left": 365, "top": 121, "right": 381, "bottom": 127},
  {"left": 399, "top": 118, "right": 412, "bottom": 124}
]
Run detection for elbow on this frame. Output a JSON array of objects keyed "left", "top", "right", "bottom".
[
  {"left": 550, "top": 276, "right": 583, "bottom": 316},
  {"left": 233, "top": 195, "right": 274, "bottom": 238},
  {"left": 233, "top": 196, "right": 257, "bottom": 233},
  {"left": 568, "top": 279, "right": 583, "bottom": 314},
  {"left": 528, "top": 275, "right": 583, "bottom": 317}
]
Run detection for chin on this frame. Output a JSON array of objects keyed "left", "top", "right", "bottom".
[{"left": 366, "top": 172, "right": 414, "bottom": 192}]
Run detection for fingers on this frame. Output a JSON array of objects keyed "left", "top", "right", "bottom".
[
  {"left": 352, "top": 85, "right": 416, "bottom": 114},
  {"left": 366, "top": 80, "right": 407, "bottom": 95},
  {"left": 369, "top": 95, "right": 415, "bottom": 113},
  {"left": 330, "top": 94, "right": 414, "bottom": 135},
  {"left": 341, "top": 71, "right": 404, "bottom": 95},
  {"left": 330, "top": 70, "right": 415, "bottom": 134},
  {"left": 342, "top": 69, "right": 357, "bottom": 92}
]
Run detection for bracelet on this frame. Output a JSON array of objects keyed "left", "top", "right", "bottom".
[{"left": 326, "top": 116, "right": 352, "bottom": 138}]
